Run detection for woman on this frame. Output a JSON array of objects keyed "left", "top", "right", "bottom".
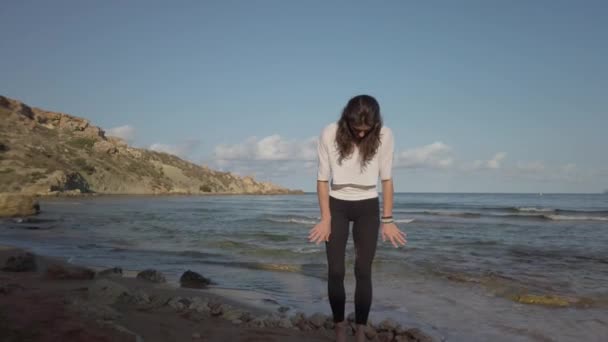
[{"left": 309, "top": 94, "right": 407, "bottom": 342}]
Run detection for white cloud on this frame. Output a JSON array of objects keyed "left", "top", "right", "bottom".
[
  {"left": 106, "top": 125, "right": 135, "bottom": 141},
  {"left": 394, "top": 142, "right": 454, "bottom": 169},
  {"left": 214, "top": 135, "right": 317, "bottom": 161},
  {"left": 516, "top": 160, "right": 546, "bottom": 173},
  {"left": 464, "top": 152, "right": 508, "bottom": 171},
  {"left": 487, "top": 152, "right": 507, "bottom": 169},
  {"left": 210, "top": 134, "right": 595, "bottom": 188},
  {"left": 209, "top": 135, "right": 319, "bottom": 181},
  {"left": 150, "top": 139, "right": 201, "bottom": 158}
]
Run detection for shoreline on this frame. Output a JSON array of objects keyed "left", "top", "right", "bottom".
[
  {"left": 26, "top": 190, "right": 306, "bottom": 198},
  {"left": 0, "top": 244, "right": 436, "bottom": 342}
]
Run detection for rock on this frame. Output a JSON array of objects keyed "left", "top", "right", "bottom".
[
  {"left": 403, "top": 328, "right": 435, "bottom": 342},
  {"left": 192, "top": 332, "right": 201, "bottom": 339},
  {"left": 97, "top": 321, "right": 143, "bottom": 342},
  {"left": 278, "top": 306, "right": 290, "bottom": 313},
  {"left": 308, "top": 312, "right": 327, "bottom": 329},
  {"left": 46, "top": 264, "right": 95, "bottom": 280},
  {"left": 248, "top": 317, "right": 266, "bottom": 328},
  {"left": 364, "top": 324, "right": 378, "bottom": 339},
  {"left": 209, "top": 302, "right": 223, "bottom": 316},
  {"left": 136, "top": 269, "right": 166, "bottom": 283},
  {"left": 290, "top": 312, "right": 306, "bottom": 326},
  {"left": 93, "top": 140, "right": 118, "bottom": 154},
  {"left": 378, "top": 318, "right": 400, "bottom": 332},
  {"left": 0, "top": 194, "right": 40, "bottom": 217},
  {"left": 168, "top": 297, "right": 188, "bottom": 311},
  {"left": 48, "top": 171, "right": 91, "bottom": 193},
  {"left": 88, "top": 279, "right": 130, "bottom": 304},
  {"left": 0, "top": 283, "right": 25, "bottom": 295},
  {"left": 222, "top": 305, "right": 244, "bottom": 321},
  {"left": 118, "top": 290, "right": 151, "bottom": 306},
  {"left": 277, "top": 318, "right": 293, "bottom": 329},
  {"left": 295, "top": 320, "right": 313, "bottom": 331},
  {"left": 188, "top": 297, "right": 210, "bottom": 311},
  {"left": 163, "top": 297, "right": 193, "bottom": 312},
  {"left": 179, "top": 270, "right": 212, "bottom": 289},
  {"left": 2, "top": 252, "right": 36, "bottom": 272},
  {"left": 67, "top": 298, "right": 122, "bottom": 321},
  {"left": 378, "top": 331, "right": 395, "bottom": 342},
  {"left": 97, "top": 267, "right": 123, "bottom": 278},
  {"left": 239, "top": 311, "right": 254, "bottom": 323}
]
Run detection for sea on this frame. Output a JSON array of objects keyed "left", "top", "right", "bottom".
[{"left": 1, "top": 193, "right": 607, "bottom": 341}]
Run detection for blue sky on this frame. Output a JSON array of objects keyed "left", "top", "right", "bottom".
[{"left": 2, "top": 1, "right": 607, "bottom": 193}]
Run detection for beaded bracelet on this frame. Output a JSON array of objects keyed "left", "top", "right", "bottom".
[{"left": 381, "top": 217, "right": 394, "bottom": 224}]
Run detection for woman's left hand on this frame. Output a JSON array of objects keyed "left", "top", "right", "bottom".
[{"left": 381, "top": 223, "right": 407, "bottom": 248}]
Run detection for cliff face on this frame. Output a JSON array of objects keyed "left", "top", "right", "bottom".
[{"left": 0, "top": 95, "right": 302, "bottom": 195}]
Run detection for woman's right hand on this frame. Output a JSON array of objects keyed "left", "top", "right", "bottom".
[{"left": 308, "top": 218, "right": 331, "bottom": 245}]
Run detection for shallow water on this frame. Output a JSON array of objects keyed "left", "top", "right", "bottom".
[{"left": 1, "top": 193, "right": 607, "bottom": 341}]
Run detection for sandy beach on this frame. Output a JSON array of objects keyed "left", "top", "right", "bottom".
[
  {"left": 0, "top": 245, "right": 434, "bottom": 342},
  {"left": 0, "top": 245, "right": 335, "bottom": 342}
]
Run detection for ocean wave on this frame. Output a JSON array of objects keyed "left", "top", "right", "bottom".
[
  {"left": 544, "top": 214, "right": 608, "bottom": 221},
  {"left": 508, "top": 246, "right": 608, "bottom": 264},
  {"left": 397, "top": 209, "right": 607, "bottom": 222},
  {"left": 248, "top": 232, "right": 292, "bottom": 242},
  {"left": 261, "top": 214, "right": 319, "bottom": 225},
  {"left": 499, "top": 213, "right": 608, "bottom": 222},
  {"left": 267, "top": 217, "right": 318, "bottom": 225},
  {"left": 514, "top": 207, "right": 555, "bottom": 213}
]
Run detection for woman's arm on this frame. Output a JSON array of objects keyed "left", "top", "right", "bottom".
[
  {"left": 381, "top": 179, "right": 393, "bottom": 218},
  {"left": 317, "top": 180, "right": 331, "bottom": 221},
  {"left": 309, "top": 128, "right": 332, "bottom": 244}
]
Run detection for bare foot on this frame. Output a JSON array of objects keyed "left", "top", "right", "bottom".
[
  {"left": 355, "top": 324, "right": 366, "bottom": 342},
  {"left": 335, "top": 320, "right": 347, "bottom": 342}
]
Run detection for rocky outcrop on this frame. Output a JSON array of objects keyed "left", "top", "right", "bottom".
[
  {"left": 0, "top": 194, "right": 40, "bottom": 217},
  {"left": 180, "top": 270, "right": 212, "bottom": 289},
  {"left": 0, "top": 95, "right": 303, "bottom": 195}
]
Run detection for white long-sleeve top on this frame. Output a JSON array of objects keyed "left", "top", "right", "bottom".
[{"left": 317, "top": 122, "right": 394, "bottom": 201}]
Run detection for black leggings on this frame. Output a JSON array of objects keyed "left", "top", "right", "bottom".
[{"left": 325, "top": 195, "right": 380, "bottom": 325}]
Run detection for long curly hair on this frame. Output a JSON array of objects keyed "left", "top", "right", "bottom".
[{"left": 335, "top": 95, "right": 383, "bottom": 171}]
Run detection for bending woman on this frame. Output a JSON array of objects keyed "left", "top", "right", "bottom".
[{"left": 309, "top": 94, "right": 407, "bottom": 342}]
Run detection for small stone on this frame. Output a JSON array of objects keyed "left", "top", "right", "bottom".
[
  {"left": 3, "top": 252, "right": 36, "bottom": 272},
  {"left": 378, "top": 331, "right": 395, "bottom": 342},
  {"left": 136, "top": 269, "right": 166, "bottom": 283},
  {"left": 97, "top": 267, "right": 123, "bottom": 278},
  {"left": 46, "top": 264, "right": 95, "bottom": 280},
  {"left": 192, "top": 332, "right": 201, "bottom": 339},
  {"left": 239, "top": 311, "right": 254, "bottom": 322},
  {"left": 308, "top": 312, "right": 327, "bottom": 329},
  {"left": 364, "top": 325, "right": 378, "bottom": 339},
  {"left": 378, "top": 318, "right": 399, "bottom": 331},
  {"left": 404, "top": 328, "right": 435, "bottom": 342},
  {"left": 277, "top": 318, "right": 293, "bottom": 329},
  {"left": 346, "top": 312, "right": 356, "bottom": 323}
]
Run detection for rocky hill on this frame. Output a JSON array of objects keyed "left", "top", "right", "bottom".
[{"left": 0, "top": 95, "right": 302, "bottom": 195}]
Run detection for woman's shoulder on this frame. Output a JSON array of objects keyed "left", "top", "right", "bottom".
[
  {"left": 380, "top": 125, "right": 393, "bottom": 138},
  {"left": 320, "top": 122, "right": 338, "bottom": 137}
]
